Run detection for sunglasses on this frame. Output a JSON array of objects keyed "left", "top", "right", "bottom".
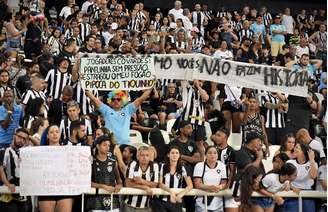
[{"left": 112, "top": 98, "right": 121, "bottom": 102}]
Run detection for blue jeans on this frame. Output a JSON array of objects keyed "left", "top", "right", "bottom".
[{"left": 284, "top": 199, "right": 315, "bottom": 212}]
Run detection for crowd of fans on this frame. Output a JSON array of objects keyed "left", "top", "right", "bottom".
[{"left": 0, "top": 0, "right": 326, "bottom": 211}]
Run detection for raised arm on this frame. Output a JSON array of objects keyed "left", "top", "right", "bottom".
[{"left": 85, "top": 90, "right": 102, "bottom": 108}]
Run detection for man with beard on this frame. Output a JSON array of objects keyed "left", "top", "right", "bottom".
[
  {"left": 0, "top": 128, "right": 32, "bottom": 212},
  {"left": 61, "top": 120, "right": 88, "bottom": 146}
]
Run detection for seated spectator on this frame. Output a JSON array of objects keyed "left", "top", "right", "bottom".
[
  {"left": 212, "top": 40, "right": 233, "bottom": 59},
  {"left": 29, "top": 117, "right": 49, "bottom": 146},
  {"left": 274, "top": 133, "right": 297, "bottom": 159}
]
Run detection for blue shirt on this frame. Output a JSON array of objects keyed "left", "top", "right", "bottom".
[
  {"left": 270, "top": 24, "right": 286, "bottom": 43},
  {"left": 293, "top": 63, "right": 316, "bottom": 79},
  {"left": 0, "top": 105, "right": 23, "bottom": 145},
  {"left": 98, "top": 103, "right": 136, "bottom": 145},
  {"left": 250, "top": 23, "right": 266, "bottom": 43}
]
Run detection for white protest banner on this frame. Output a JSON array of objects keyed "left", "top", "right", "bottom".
[
  {"left": 80, "top": 54, "right": 155, "bottom": 90},
  {"left": 20, "top": 146, "right": 91, "bottom": 196},
  {"left": 154, "top": 54, "right": 308, "bottom": 97}
]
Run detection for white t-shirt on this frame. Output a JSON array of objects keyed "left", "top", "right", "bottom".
[
  {"left": 81, "top": 1, "right": 93, "bottom": 14},
  {"left": 213, "top": 49, "right": 233, "bottom": 60},
  {"left": 224, "top": 85, "right": 242, "bottom": 102},
  {"left": 287, "top": 159, "right": 318, "bottom": 190},
  {"left": 282, "top": 15, "right": 294, "bottom": 34},
  {"left": 296, "top": 45, "right": 310, "bottom": 58},
  {"left": 309, "top": 139, "right": 326, "bottom": 159},
  {"left": 193, "top": 161, "right": 227, "bottom": 211},
  {"left": 316, "top": 165, "right": 327, "bottom": 191},
  {"left": 261, "top": 173, "right": 289, "bottom": 193},
  {"left": 59, "top": 6, "right": 73, "bottom": 20},
  {"left": 168, "top": 8, "right": 183, "bottom": 21}
]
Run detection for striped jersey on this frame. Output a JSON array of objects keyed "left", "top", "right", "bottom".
[
  {"left": 125, "top": 161, "right": 159, "bottom": 208},
  {"left": 45, "top": 69, "right": 72, "bottom": 99},
  {"left": 263, "top": 94, "right": 286, "bottom": 128}
]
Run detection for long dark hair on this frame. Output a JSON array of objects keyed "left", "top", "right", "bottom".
[
  {"left": 297, "top": 143, "right": 310, "bottom": 162},
  {"left": 240, "top": 166, "right": 262, "bottom": 211},
  {"left": 280, "top": 133, "right": 296, "bottom": 152},
  {"left": 162, "top": 145, "right": 183, "bottom": 177}
]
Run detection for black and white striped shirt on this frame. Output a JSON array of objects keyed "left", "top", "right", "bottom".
[
  {"left": 216, "top": 11, "right": 231, "bottom": 19},
  {"left": 238, "top": 28, "right": 254, "bottom": 41},
  {"left": 192, "top": 36, "right": 205, "bottom": 52},
  {"left": 176, "top": 41, "right": 188, "bottom": 50},
  {"left": 160, "top": 164, "right": 187, "bottom": 202},
  {"left": 72, "top": 81, "right": 97, "bottom": 115},
  {"left": 45, "top": 69, "right": 72, "bottom": 99},
  {"left": 79, "top": 23, "right": 91, "bottom": 42},
  {"left": 125, "top": 161, "right": 159, "bottom": 208},
  {"left": 64, "top": 28, "right": 74, "bottom": 40},
  {"left": 128, "top": 17, "right": 142, "bottom": 32},
  {"left": 0, "top": 86, "right": 20, "bottom": 104},
  {"left": 263, "top": 94, "right": 286, "bottom": 128},
  {"left": 88, "top": 4, "right": 101, "bottom": 21},
  {"left": 203, "top": 10, "right": 213, "bottom": 20},
  {"left": 0, "top": 147, "right": 20, "bottom": 184},
  {"left": 262, "top": 12, "right": 272, "bottom": 27},
  {"left": 181, "top": 82, "right": 205, "bottom": 126},
  {"left": 21, "top": 88, "right": 47, "bottom": 109},
  {"left": 136, "top": 11, "right": 147, "bottom": 23},
  {"left": 231, "top": 20, "right": 243, "bottom": 32},
  {"left": 150, "top": 20, "right": 161, "bottom": 32},
  {"left": 59, "top": 116, "right": 92, "bottom": 140}
]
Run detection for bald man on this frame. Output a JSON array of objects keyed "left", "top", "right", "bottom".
[{"left": 296, "top": 128, "right": 326, "bottom": 163}]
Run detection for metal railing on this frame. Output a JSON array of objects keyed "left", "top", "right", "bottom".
[{"left": 0, "top": 186, "right": 326, "bottom": 212}]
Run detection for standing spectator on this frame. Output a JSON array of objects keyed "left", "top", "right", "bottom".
[
  {"left": 45, "top": 57, "right": 72, "bottom": 100},
  {"left": 253, "top": 163, "right": 298, "bottom": 211},
  {"left": 259, "top": 6, "right": 272, "bottom": 28},
  {"left": 81, "top": 0, "right": 94, "bottom": 14},
  {"left": 24, "top": 18, "right": 43, "bottom": 59},
  {"left": 0, "top": 90, "right": 23, "bottom": 148},
  {"left": 285, "top": 143, "right": 318, "bottom": 212},
  {"left": 270, "top": 15, "right": 287, "bottom": 58},
  {"left": 295, "top": 37, "right": 310, "bottom": 58},
  {"left": 160, "top": 82, "right": 183, "bottom": 118},
  {"left": 123, "top": 146, "right": 159, "bottom": 211},
  {"left": 191, "top": 4, "right": 207, "bottom": 36},
  {"left": 59, "top": 0, "right": 74, "bottom": 20},
  {"left": 0, "top": 70, "right": 20, "bottom": 104},
  {"left": 211, "top": 127, "right": 239, "bottom": 212},
  {"left": 309, "top": 24, "right": 327, "bottom": 70},
  {"left": 250, "top": 15, "right": 266, "bottom": 46},
  {"left": 20, "top": 73, "right": 48, "bottom": 128},
  {"left": 0, "top": 128, "right": 31, "bottom": 212},
  {"left": 47, "top": 27, "right": 62, "bottom": 56},
  {"left": 281, "top": 8, "right": 295, "bottom": 45},
  {"left": 239, "top": 166, "right": 263, "bottom": 212},
  {"left": 61, "top": 120, "right": 88, "bottom": 146},
  {"left": 154, "top": 146, "right": 193, "bottom": 212},
  {"left": 169, "top": 120, "right": 201, "bottom": 212},
  {"left": 15, "top": 62, "right": 40, "bottom": 96},
  {"left": 59, "top": 100, "right": 92, "bottom": 144},
  {"left": 238, "top": 20, "right": 254, "bottom": 42},
  {"left": 38, "top": 125, "right": 74, "bottom": 212},
  {"left": 168, "top": 1, "right": 183, "bottom": 21},
  {"left": 86, "top": 88, "right": 153, "bottom": 145},
  {"left": 241, "top": 96, "right": 268, "bottom": 153},
  {"left": 193, "top": 146, "right": 227, "bottom": 212},
  {"left": 88, "top": 135, "right": 122, "bottom": 212},
  {"left": 263, "top": 92, "right": 288, "bottom": 145},
  {"left": 79, "top": 35, "right": 96, "bottom": 53}
]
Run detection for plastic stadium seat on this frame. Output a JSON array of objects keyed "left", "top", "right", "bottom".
[
  {"left": 262, "top": 159, "right": 273, "bottom": 173},
  {"left": 204, "top": 121, "right": 214, "bottom": 146},
  {"left": 166, "top": 119, "right": 176, "bottom": 135},
  {"left": 129, "top": 129, "right": 143, "bottom": 144},
  {"left": 227, "top": 133, "right": 242, "bottom": 150},
  {"left": 160, "top": 130, "right": 171, "bottom": 144},
  {"left": 268, "top": 145, "right": 281, "bottom": 160}
]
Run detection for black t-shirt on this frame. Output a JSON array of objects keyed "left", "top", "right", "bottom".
[
  {"left": 16, "top": 75, "right": 31, "bottom": 96},
  {"left": 169, "top": 138, "right": 198, "bottom": 175},
  {"left": 161, "top": 92, "right": 182, "bottom": 114},
  {"left": 234, "top": 147, "right": 265, "bottom": 180}
]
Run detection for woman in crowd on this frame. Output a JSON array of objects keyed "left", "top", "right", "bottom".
[
  {"left": 39, "top": 125, "right": 74, "bottom": 212},
  {"left": 46, "top": 27, "right": 62, "bottom": 56},
  {"left": 29, "top": 117, "right": 49, "bottom": 145},
  {"left": 274, "top": 134, "right": 297, "bottom": 159},
  {"left": 193, "top": 146, "right": 227, "bottom": 212},
  {"left": 285, "top": 143, "right": 318, "bottom": 212},
  {"left": 239, "top": 166, "right": 263, "bottom": 212},
  {"left": 252, "top": 163, "right": 297, "bottom": 212},
  {"left": 153, "top": 146, "right": 193, "bottom": 212},
  {"left": 88, "top": 135, "right": 122, "bottom": 212}
]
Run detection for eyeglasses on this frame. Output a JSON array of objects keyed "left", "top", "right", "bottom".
[{"left": 112, "top": 98, "right": 121, "bottom": 102}]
